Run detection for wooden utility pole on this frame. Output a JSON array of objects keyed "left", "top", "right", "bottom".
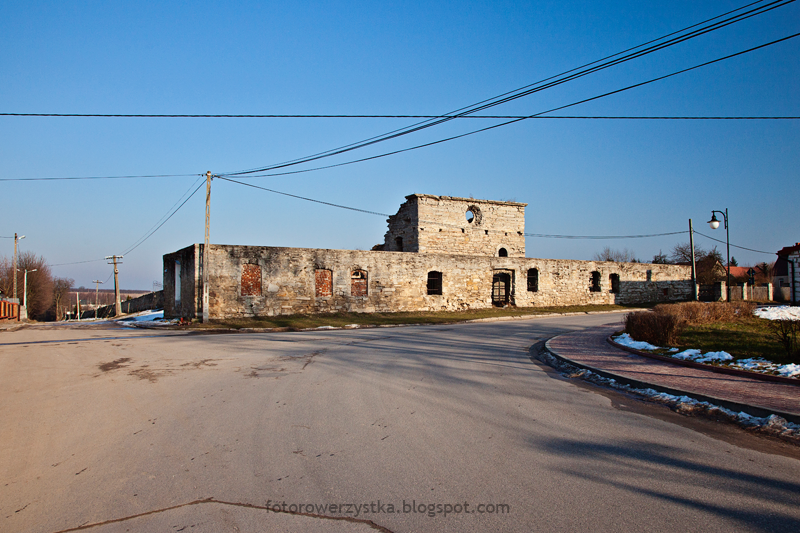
[
  {"left": 689, "top": 219, "right": 698, "bottom": 301},
  {"left": 105, "top": 255, "right": 124, "bottom": 316},
  {"left": 202, "top": 171, "right": 211, "bottom": 323},
  {"left": 92, "top": 279, "right": 103, "bottom": 318}
]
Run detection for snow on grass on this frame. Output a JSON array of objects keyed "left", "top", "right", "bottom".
[
  {"left": 612, "top": 333, "right": 663, "bottom": 351},
  {"left": 755, "top": 305, "right": 800, "bottom": 320}
]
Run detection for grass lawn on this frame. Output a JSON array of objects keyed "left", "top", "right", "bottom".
[
  {"left": 676, "top": 318, "right": 795, "bottom": 364},
  {"left": 187, "top": 303, "right": 647, "bottom": 331}
]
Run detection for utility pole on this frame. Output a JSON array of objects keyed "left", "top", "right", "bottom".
[
  {"left": 105, "top": 255, "right": 124, "bottom": 316},
  {"left": 689, "top": 219, "right": 698, "bottom": 301},
  {"left": 202, "top": 171, "right": 212, "bottom": 323},
  {"left": 20, "top": 268, "right": 37, "bottom": 321},
  {"left": 92, "top": 279, "right": 103, "bottom": 319},
  {"left": 13, "top": 233, "right": 25, "bottom": 302},
  {"left": 76, "top": 290, "right": 81, "bottom": 321}
]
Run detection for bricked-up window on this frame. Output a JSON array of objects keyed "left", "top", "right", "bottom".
[
  {"left": 610, "top": 273, "right": 620, "bottom": 294},
  {"left": 315, "top": 269, "right": 332, "bottom": 297},
  {"left": 241, "top": 264, "right": 262, "bottom": 296},
  {"left": 590, "top": 271, "right": 601, "bottom": 292},
  {"left": 498, "top": 248, "right": 508, "bottom": 257},
  {"left": 527, "top": 268, "right": 539, "bottom": 292},
  {"left": 427, "top": 271, "right": 443, "bottom": 295},
  {"left": 351, "top": 270, "right": 368, "bottom": 297}
]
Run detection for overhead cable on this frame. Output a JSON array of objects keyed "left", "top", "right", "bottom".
[
  {"left": 220, "top": 0, "right": 795, "bottom": 177},
  {"left": 693, "top": 230, "right": 775, "bottom": 254},
  {"left": 224, "top": 31, "right": 800, "bottom": 179}
]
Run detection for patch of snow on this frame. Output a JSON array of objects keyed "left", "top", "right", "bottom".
[
  {"left": 695, "top": 351, "right": 733, "bottom": 363},
  {"left": 777, "top": 364, "right": 800, "bottom": 378},
  {"left": 612, "top": 333, "right": 662, "bottom": 351},
  {"left": 754, "top": 306, "right": 800, "bottom": 321},
  {"left": 672, "top": 349, "right": 701, "bottom": 360},
  {"left": 316, "top": 326, "right": 336, "bottom": 329}
]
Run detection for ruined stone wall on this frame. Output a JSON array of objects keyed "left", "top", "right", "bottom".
[
  {"left": 164, "top": 244, "right": 692, "bottom": 319},
  {"left": 384, "top": 194, "right": 526, "bottom": 257},
  {"left": 163, "top": 244, "right": 202, "bottom": 319}
]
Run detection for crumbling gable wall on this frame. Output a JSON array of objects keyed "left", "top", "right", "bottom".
[{"left": 384, "top": 194, "right": 526, "bottom": 257}]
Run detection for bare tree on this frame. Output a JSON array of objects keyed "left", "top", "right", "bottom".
[
  {"left": 593, "top": 247, "right": 638, "bottom": 262},
  {"left": 0, "top": 252, "right": 55, "bottom": 320},
  {"left": 52, "top": 277, "right": 74, "bottom": 321}
]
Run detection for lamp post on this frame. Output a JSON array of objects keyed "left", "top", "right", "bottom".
[
  {"left": 18, "top": 267, "right": 37, "bottom": 320},
  {"left": 708, "top": 209, "right": 730, "bottom": 302},
  {"left": 13, "top": 234, "right": 25, "bottom": 301}
]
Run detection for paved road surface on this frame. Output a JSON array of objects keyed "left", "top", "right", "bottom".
[{"left": 2, "top": 313, "right": 799, "bottom": 532}]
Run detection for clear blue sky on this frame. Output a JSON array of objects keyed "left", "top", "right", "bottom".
[{"left": 1, "top": 0, "right": 798, "bottom": 289}]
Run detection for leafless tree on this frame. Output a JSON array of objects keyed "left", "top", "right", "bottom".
[
  {"left": 593, "top": 247, "right": 638, "bottom": 262},
  {"left": 52, "top": 277, "right": 74, "bottom": 321}
]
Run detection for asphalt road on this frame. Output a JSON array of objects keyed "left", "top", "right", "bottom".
[{"left": 2, "top": 313, "right": 799, "bottom": 532}]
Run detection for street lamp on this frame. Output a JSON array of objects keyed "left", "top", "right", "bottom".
[
  {"left": 18, "top": 267, "right": 37, "bottom": 320},
  {"left": 708, "top": 209, "right": 730, "bottom": 302},
  {"left": 13, "top": 234, "right": 25, "bottom": 301}
]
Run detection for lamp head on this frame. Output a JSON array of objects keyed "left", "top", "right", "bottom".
[{"left": 708, "top": 214, "right": 720, "bottom": 230}]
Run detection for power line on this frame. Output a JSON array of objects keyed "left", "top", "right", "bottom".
[
  {"left": 694, "top": 230, "right": 775, "bottom": 254},
  {"left": 222, "top": 31, "right": 800, "bottom": 180},
  {"left": 122, "top": 176, "right": 206, "bottom": 255},
  {"left": 220, "top": 0, "right": 795, "bottom": 177},
  {"left": 1, "top": 112, "right": 797, "bottom": 119},
  {"left": 0, "top": 173, "right": 201, "bottom": 182},
  {"left": 123, "top": 179, "right": 207, "bottom": 255},
  {"left": 218, "top": 177, "right": 693, "bottom": 240},
  {"left": 524, "top": 231, "right": 689, "bottom": 239}
]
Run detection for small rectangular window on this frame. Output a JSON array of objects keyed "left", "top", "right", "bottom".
[
  {"left": 527, "top": 268, "right": 539, "bottom": 292},
  {"left": 427, "top": 271, "right": 443, "bottom": 295},
  {"left": 610, "top": 273, "right": 620, "bottom": 294},
  {"left": 590, "top": 271, "right": 601, "bottom": 292}
]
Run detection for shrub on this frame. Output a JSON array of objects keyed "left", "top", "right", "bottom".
[
  {"left": 624, "top": 311, "right": 684, "bottom": 346},
  {"left": 652, "top": 301, "right": 756, "bottom": 325},
  {"left": 767, "top": 319, "right": 799, "bottom": 360}
]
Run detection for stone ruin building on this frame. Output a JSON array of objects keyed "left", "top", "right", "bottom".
[{"left": 163, "top": 194, "right": 692, "bottom": 320}]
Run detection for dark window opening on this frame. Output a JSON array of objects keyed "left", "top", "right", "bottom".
[
  {"left": 527, "top": 268, "right": 539, "bottom": 292},
  {"left": 492, "top": 272, "right": 511, "bottom": 306},
  {"left": 241, "top": 263, "right": 262, "bottom": 296},
  {"left": 646, "top": 270, "right": 652, "bottom": 282},
  {"left": 590, "top": 271, "right": 601, "bottom": 292},
  {"left": 351, "top": 270, "right": 368, "bottom": 297},
  {"left": 466, "top": 209, "right": 475, "bottom": 223},
  {"left": 610, "top": 273, "right": 620, "bottom": 294},
  {"left": 395, "top": 237, "right": 403, "bottom": 252},
  {"left": 427, "top": 271, "right": 443, "bottom": 295},
  {"left": 315, "top": 269, "right": 332, "bottom": 297},
  {"left": 498, "top": 248, "right": 508, "bottom": 257},
  {"left": 485, "top": 230, "right": 489, "bottom": 235}
]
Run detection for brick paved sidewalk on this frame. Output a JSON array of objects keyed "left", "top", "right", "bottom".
[{"left": 546, "top": 324, "right": 800, "bottom": 421}]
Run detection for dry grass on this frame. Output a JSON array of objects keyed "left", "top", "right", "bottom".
[{"left": 624, "top": 301, "right": 757, "bottom": 347}]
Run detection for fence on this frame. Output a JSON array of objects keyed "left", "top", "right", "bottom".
[
  {"left": 0, "top": 300, "right": 20, "bottom": 321},
  {"left": 80, "top": 291, "right": 164, "bottom": 319}
]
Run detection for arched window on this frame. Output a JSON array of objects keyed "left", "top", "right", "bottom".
[
  {"left": 498, "top": 248, "right": 508, "bottom": 257},
  {"left": 427, "top": 271, "right": 443, "bottom": 295},
  {"left": 527, "top": 268, "right": 539, "bottom": 292}
]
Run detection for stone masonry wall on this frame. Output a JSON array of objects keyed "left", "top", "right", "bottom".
[
  {"left": 384, "top": 194, "right": 526, "bottom": 257},
  {"left": 164, "top": 244, "right": 693, "bottom": 319},
  {"left": 163, "top": 244, "right": 202, "bottom": 319}
]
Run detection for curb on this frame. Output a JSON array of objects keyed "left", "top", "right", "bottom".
[
  {"left": 539, "top": 334, "right": 800, "bottom": 424},
  {"left": 607, "top": 336, "right": 800, "bottom": 387}
]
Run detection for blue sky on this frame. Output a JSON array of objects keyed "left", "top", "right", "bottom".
[{"left": 1, "top": 1, "right": 798, "bottom": 289}]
